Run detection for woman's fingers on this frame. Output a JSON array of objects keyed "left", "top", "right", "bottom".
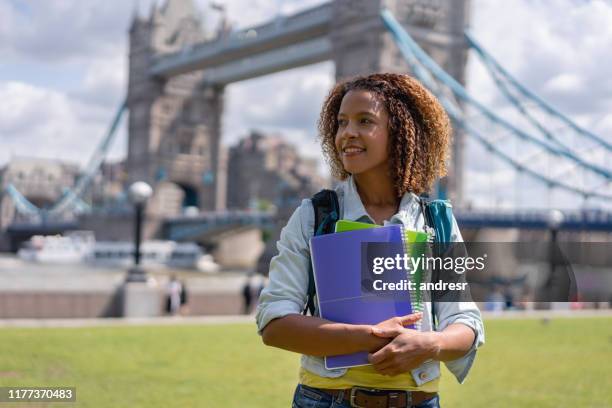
[
  {"left": 372, "top": 312, "right": 422, "bottom": 337},
  {"left": 371, "top": 326, "right": 401, "bottom": 338},
  {"left": 398, "top": 312, "right": 422, "bottom": 326},
  {"left": 368, "top": 345, "right": 392, "bottom": 365}
]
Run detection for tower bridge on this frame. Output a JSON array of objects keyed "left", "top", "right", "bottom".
[
  {"left": 127, "top": 0, "right": 470, "bottom": 214},
  {"left": 3, "top": 0, "right": 612, "bottom": 251}
]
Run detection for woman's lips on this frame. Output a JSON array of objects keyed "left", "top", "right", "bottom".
[{"left": 342, "top": 147, "right": 365, "bottom": 157}]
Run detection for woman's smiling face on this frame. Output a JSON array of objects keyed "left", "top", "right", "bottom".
[{"left": 335, "top": 90, "right": 390, "bottom": 177}]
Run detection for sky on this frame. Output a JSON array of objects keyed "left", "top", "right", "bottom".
[{"left": 1, "top": 0, "right": 611, "bottom": 210}]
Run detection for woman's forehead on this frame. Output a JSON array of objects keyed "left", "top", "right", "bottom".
[{"left": 339, "top": 89, "right": 386, "bottom": 115}]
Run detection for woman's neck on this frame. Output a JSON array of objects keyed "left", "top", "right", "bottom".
[{"left": 353, "top": 172, "right": 398, "bottom": 207}]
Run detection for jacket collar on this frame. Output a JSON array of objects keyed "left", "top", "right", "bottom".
[{"left": 339, "top": 176, "right": 421, "bottom": 225}]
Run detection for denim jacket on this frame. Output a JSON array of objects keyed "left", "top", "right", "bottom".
[{"left": 256, "top": 176, "right": 485, "bottom": 386}]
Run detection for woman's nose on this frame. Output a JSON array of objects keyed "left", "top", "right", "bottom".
[{"left": 341, "top": 122, "right": 359, "bottom": 139}]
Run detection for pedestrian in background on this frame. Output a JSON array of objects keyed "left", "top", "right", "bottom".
[{"left": 166, "top": 274, "right": 182, "bottom": 316}]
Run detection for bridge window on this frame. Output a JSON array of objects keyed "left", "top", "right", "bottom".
[
  {"left": 182, "top": 101, "right": 192, "bottom": 121},
  {"left": 190, "top": 100, "right": 201, "bottom": 122},
  {"left": 177, "top": 128, "right": 194, "bottom": 155},
  {"left": 179, "top": 143, "right": 191, "bottom": 154}
]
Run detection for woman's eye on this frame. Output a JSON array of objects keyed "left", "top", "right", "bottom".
[
  {"left": 338, "top": 119, "right": 347, "bottom": 127},
  {"left": 360, "top": 118, "right": 371, "bottom": 124}
]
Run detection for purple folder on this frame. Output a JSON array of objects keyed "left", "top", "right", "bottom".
[{"left": 309, "top": 225, "right": 415, "bottom": 369}]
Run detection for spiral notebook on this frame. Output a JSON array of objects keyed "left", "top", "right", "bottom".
[{"left": 310, "top": 222, "right": 428, "bottom": 369}]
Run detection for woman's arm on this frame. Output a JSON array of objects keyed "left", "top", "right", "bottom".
[
  {"left": 430, "top": 323, "right": 475, "bottom": 361},
  {"left": 366, "top": 322, "right": 475, "bottom": 376},
  {"left": 262, "top": 315, "right": 385, "bottom": 356},
  {"left": 262, "top": 313, "right": 422, "bottom": 357}
]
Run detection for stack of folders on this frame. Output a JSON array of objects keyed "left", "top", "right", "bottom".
[{"left": 309, "top": 220, "right": 429, "bottom": 369}]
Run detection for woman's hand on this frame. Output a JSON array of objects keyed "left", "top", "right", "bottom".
[
  {"left": 370, "top": 312, "right": 422, "bottom": 337},
  {"left": 363, "top": 312, "right": 423, "bottom": 353},
  {"left": 367, "top": 327, "right": 440, "bottom": 376}
]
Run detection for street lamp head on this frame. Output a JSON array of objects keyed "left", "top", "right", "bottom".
[
  {"left": 128, "top": 181, "right": 153, "bottom": 205},
  {"left": 547, "top": 209, "right": 565, "bottom": 230}
]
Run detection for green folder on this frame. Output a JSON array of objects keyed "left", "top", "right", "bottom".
[
  {"left": 334, "top": 219, "right": 378, "bottom": 233},
  {"left": 333, "top": 219, "right": 429, "bottom": 312}
]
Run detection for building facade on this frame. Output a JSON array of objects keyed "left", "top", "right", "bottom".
[{"left": 227, "top": 131, "right": 326, "bottom": 210}]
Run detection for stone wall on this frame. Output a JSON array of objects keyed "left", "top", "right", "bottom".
[{"left": 0, "top": 287, "right": 243, "bottom": 318}]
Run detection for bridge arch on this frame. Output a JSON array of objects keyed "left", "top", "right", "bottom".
[{"left": 176, "top": 182, "right": 199, "bottom": 209}]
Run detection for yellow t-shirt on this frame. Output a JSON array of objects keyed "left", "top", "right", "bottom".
[{"left": 299, "top": 365, "right": 439, "bottom": 393}]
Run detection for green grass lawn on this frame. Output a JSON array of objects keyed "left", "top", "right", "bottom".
[{"left": 1, "top": 317, "right": 611, "bottom": 407}]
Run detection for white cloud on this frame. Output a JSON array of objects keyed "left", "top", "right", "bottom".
[
  {"left": 0, "top": 1, "right": 133, "bottom": 64},
  {"left": 543, "top": 73, "right": 583, "bottom": 95},
  {"left": 0, "top": 81, "right": 126, "bottom": 166},
  {"left": 70, "top": 53, "right": 127, "bottom": 111},
  {"left": 0, "top": 1, "right": 16, "bottom": 46},
  {"left": 223, "top": 61, "right": 334, "bottom": 147},
  {"left": 469, "top": 0, "right": 612, "bottom": 116},
  {"left": 594, "top": 114, "right": 612, "bottom": 137},
  {"left": 0, "top": 82, "right": 70, "bottom": 137},
  {"left": 192, "top": 0, "right": 328, "bottom": 30}
]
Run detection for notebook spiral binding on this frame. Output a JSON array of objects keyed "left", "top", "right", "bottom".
[{"left": 400, "top": 225, "right": 424, "bottom": 331}]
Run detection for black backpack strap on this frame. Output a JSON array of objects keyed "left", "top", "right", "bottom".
[
  {"left": 312, "top": 189, "right": 340, "bottom": 236},
  {"left": 303, "top": 189, "right": 339, "bottom": 316}
]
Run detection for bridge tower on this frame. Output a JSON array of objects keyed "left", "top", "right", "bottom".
[
  {"left": 127, "top": 0, "right": 224, "bottom": 213},
  {"left": 127, "top": 0, "right": 470, "bottom": 215},
  {"left": 330, "top": 0, "right": 470, "bottom": 202}
]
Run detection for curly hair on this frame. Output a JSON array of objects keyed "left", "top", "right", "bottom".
[{"left": 317, "top": 73, "right": 451, "bottom": 197}]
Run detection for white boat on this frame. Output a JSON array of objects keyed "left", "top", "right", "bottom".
[
  {"left": 17, "top": 232, "right": 219, "bottom": 272},
  {"left": 18, "top": 231, "right": 95, "bottom": 264},
  {"left": 90, "top": 240, "right": 219, "bottom": 272}
]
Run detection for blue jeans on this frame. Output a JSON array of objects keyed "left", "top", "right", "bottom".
[{"left": 292, "top": 384, "right": 440, "bottom": 408}]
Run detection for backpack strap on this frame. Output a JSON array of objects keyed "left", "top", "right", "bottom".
[
  {"left": 303, "top": 189, "right": 339, "bottom": 316},
  {"left": 419, "top": 197, "right": 454, "bottom": 254},
  {"left": 419, "top": 196, "right": 455, "bottom": 330}
]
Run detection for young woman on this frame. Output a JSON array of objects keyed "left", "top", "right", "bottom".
[{"left": 256, "top": 73, "right": 484, "bottom": 408}]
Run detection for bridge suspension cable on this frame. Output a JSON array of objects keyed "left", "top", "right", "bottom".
[
  {"left": 5, "top": 100, "right": 127, "bottom": 217},
  {"left": 465, "top": 31, "right": 612, "bottom": 153},
  {"left": 382, "top": 10, "right": 611, "bottom": 182},
  {"left": 380, "top": 9, "right": 612, "bottom": 202}
]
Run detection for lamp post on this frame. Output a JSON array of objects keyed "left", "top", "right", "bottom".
[
  {"left": 547, "top": 209, "right": 564, "bottom": 249},
  {"left": 547, "top": 209, "right": 564, "bottom": 275},
  {"left": 126, "top": 181, "right": 153, "bottom": 283},
  {"left": 546, "top": 209, "right": 565, "bottom": 306}
]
